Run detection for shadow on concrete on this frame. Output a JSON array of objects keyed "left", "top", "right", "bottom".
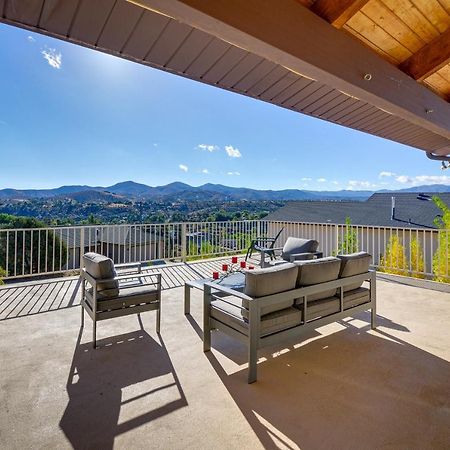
[
  {"left": 59, "top": 328, "right": 187, "bottom": 449},
  {"left": 206, "top": 316, "right": 450, "bottom": 449}
]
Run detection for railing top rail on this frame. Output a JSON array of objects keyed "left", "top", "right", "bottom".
[
  {"left": 0, "top": 219, "right": 261, "bottom": 233},
  {"left": 263, "top": 219, "right": 445, "bottom": 233}
]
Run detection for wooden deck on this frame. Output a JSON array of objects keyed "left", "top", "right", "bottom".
[{"left": 0, "top": 256, "right": 248, "bottom": 321}]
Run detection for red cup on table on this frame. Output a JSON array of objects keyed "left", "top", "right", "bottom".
[
  {"left": 240, "top": 261, "right": 246, "bottom": 268},
  {"left": 212, "top": 271, "right": 219, "bottom": 280},
  {"left": 231, "top": 256, "right": 238, "bottom": 264},
  {"left": 222, "top": 264, "right": 228, "bottom": 271}
]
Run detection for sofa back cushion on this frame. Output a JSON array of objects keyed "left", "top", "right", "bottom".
[
  {"left": 281, "top": 237, "right": 319, "bottom": 261},
  {"left": 245, "top": 263, "right": 297, "bottom": 297},
  {"left": 337, "top": 252, "right": 372, "bottom": 292},
  {"left": 83, "top": 252, "right": 119, "bottom": 298},
  {"left": 295, "top": 256, "right": 341, "bottom": 301}
]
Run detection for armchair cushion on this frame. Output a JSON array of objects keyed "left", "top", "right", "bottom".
[
  {"left": 295, "top": 256, "right": 341, "bottom": 301},
  {"left": 337, "top": 252, "right": 372, "bottom": 292},
  {"left": 83, "top": 252, "right": 119, "bottom": 298},
  {"left": 281, "top": 237, "right": 319, "bottom": 261},
  {"left": 244, "top": 262, "right": 297, "bottom": 299},
  {"left": 343, "top": 287, "right": 370, "bottom": 309}
]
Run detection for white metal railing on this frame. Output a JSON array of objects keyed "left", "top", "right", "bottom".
[
  {"left": 0, "top": 219, "right": 448, "bottom": 282},
  {"left": 266, "top": 220, "right": 448, "bottom": 281},
  {"left": 0, "top": 220, "right": 260, "bottom": 279}
]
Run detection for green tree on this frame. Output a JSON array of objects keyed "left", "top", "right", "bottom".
[
  {"left": 336, "top": 217, "right": 358, "bottom": 254},
  {"left": 0, "top": 214, "right": 67, "bottom": 277},
  {"left": 380, "top": 234, "right": 408, "bottom": 276},
  {"left": 432, "top": 196, "right": 450, "bottom": 283}
]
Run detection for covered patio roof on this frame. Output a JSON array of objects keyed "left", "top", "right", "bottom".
[{"left": 2, "top": 0, "right": 450, "bottom": 157}]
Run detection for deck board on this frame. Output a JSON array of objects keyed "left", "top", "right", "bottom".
[{"left": 0, "top": 256, "right": 250, "bottom": 320}]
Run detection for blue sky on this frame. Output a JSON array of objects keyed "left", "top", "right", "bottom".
[{"left": 0, "top": 23, "right": 448, "bottom": 191}]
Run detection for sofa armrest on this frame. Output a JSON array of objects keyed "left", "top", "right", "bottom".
[
  {"left": 115, "top": 261, "right": 142, "bottom": 274},
  {"left": 204, "top": 282, "right": 253, "bottom": 302}
]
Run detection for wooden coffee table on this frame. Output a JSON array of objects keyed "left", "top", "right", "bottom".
[{"left": 184, "top": 272, "right": 245, "bottom": 315}]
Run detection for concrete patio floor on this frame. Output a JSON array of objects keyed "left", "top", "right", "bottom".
[{"left": 1, "top": 276, "right": 449, "bottom": 449}]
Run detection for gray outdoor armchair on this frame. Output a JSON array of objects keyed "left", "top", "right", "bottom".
[
  {"left": 261, "top": 236, "right": 323, "bottom": 267},
  {"left": 80, "top": 252, "right": 161, "bottom": 348}
]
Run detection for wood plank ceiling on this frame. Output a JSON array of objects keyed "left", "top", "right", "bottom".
[
  {"left": 1, "top": 0, "right": 450, "bottom": 157},
  {"left": 310, "top": 0, "right": 450, "bottom": 100}
]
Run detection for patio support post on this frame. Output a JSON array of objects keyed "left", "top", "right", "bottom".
[
  {"left": 203, "top": 284, "right": 211, "bottom": 352},
  {"left": 248, "top": 299, "right": 260, "bottom": 383}
]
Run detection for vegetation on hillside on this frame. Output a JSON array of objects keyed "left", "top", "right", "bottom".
[{"left": 0, "top": 214, "right": 67, "bottom": 277}]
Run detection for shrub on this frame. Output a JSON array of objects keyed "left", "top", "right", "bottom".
[
  {"left": 335, "top": 217, "right": 358, "bottom": 255},
  {"left": 432, "top": 196, "right": 450, "bottom": 283},
  {"left": 410, "top": 238, "right": 425, "bottom": 279},
  {"left": 380, "top": 234, "right": 408, "bottom": 276},
  {"left": 0, "top": 266, "right": 6, "bottom": 285}
]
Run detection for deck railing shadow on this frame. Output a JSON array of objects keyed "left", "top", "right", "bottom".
[
  {"left": 59, "top": 328, "right": 187, "bottom": 450},
  {"left": 205, "top": 318, "right": 450, "bottom": 449}
]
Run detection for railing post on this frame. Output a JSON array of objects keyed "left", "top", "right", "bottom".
[
  {"left": 335, "top": 224, "right": 339, "bottom": 255},
  {"left": 80, "top": 227, "right": 85, "bottom": 271},
  {"left": 181, "top": 223, "right": 187, "bottom": 262}
]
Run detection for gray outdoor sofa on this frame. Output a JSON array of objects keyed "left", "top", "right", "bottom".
[
  {"left": 80, "top": 252, "right": 162, "bottom": 348},
  {"left": 203, "top": 252, "right": 376, "bottom": 383}
]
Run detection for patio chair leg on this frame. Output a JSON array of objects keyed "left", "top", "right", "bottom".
[
  {"left": 156, "top": 307, "right": 161, "bottom": 334},
  {"left": 371, "top": 307, "right": 377, "bottom": 329},
  {"left": 248, "top": 345, "right": 257, "bottom": 384},
  {"left": 80, "top": 304, "right": 84, "bottom": 328},
  {"left": 93, "top": 320, "right": 97, "bottom": 349}
]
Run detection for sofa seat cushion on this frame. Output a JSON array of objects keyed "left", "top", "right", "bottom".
[
  {"left": 83, "top": 252, "right": 119, "bottom": 297},
  {"left": 281, "top": 237, "right": 319, "bottom": 261},
  {"left": 245, "top": 262, "right": 297, "bottom": 299},
  {"left": 343, "top": 287, "right": 370, "bottom": 309},
  {"left": 295, "top": 257, "right": 341, "bottom": 301},
  {"left": 295, "top": 296, "right": 340, "bottom": 321},
  {"left": 337, "top": 252, "right": 372, "bottom": 292},
  {"left": 210, "top": 298, "right": 301, "bottom": 337}
]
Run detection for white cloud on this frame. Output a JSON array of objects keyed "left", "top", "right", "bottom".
[
  {"left": 27, "top": 35, "right": 35, "bottom": 43},
  {"left": 227, "top": 171, "right": 240, "bottom": 176},
  {"left": 379, "top": 171, "right": 396, "bottom": 178},
  {"left": 395, "top": 174, "right": 450, "bottom": 185},
  {"left": 332, "top": 181, "right": 340, "bottom": 185},
  {"left": 153, "top": 143, "right": 158, "bottom": 147},
  {"left": 225, "top": 145, "right": 242, "bottom": 158},
  {"left": 179, "top": 164, "right": 188, "bottom": 172},
  {"left": 347, "top": 180, "right": 377, "bottom": 190},
  {"left": 201, "top": 168, "right": 209, "bottom": 174},
  {"left": 41, "top": 48, "right": 62, "bottom": 69},
  {"left": 395, "top": 175, "right": 413, "bottom": 184},
  {"left": 197, "top": 144, "right": 219, "bottom": 152},
  {"left": 301, "top": 177, "right": 312, "bottom": 181},
  {"left": 317, "top": 178, "right": 327, "bottom": 183}
]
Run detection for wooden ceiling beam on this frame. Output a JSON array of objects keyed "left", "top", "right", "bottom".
[
  {"left": 135, "top": 0, "right": 450, "bottom": 148},
  {"left": 311, "top": 0, "right": 371, "bottom": 28},
  {"left": 399, "top": 28, "right": 450, "bottom": 81}
]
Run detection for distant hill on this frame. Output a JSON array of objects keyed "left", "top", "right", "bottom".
[
  {"left": 55, "top": 190, "right": 126, "bottom": 203},
  {"left": 0, "top": 181, "right": 449, "bottom": 202}
]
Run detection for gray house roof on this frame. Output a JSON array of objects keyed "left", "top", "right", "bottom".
[{"left": 264, "top": 193, "right": 450, "bottom": 229}]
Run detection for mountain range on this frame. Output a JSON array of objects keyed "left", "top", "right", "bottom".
[{"left": 1, "top": 181, "right": 449, "bottom": 202}]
